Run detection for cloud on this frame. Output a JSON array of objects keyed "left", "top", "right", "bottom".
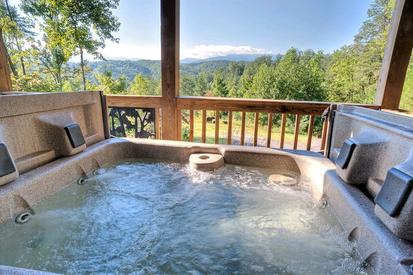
[
  {"left": 181, "top": 44, "right": 272, "bottom": 59},
  {"left": 100, "top": 42, "right": 161, "bottom": 60},
  {"left": 81, "top": 43, "right": 272, "bottom": 61}
]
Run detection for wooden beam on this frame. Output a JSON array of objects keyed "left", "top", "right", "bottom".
[
  {"left": 227, "top": 111, "right": 233, "bottom": 144},
  {"left": 177, "top": 109, "right": 182, "bottom": 141},
  {"left": 177, "top": 96, "right": 380, "bottom": 115},
  {"left": 189, "top": 109, "right": 194, "bottom": 142},
  {"left": 106, "top": 95, "right": 162, "bottom": 108},
  {"left": 293, "top": 114, "right": 301, "bottom": 150},
  {"left": 253, "top": 112, "right": 259, "bottom": 146},
  {"left": 0, "top": 29, "right": 12, "bottom": 92},
  {"left": 160, "top": 0, "right": 179, "bottom": 140},
  {"left": 280, "top": 113, "right": 286, "bottom": 149},
  {"left": 240, "top": 112, "right": 246, "bottom": 145},
  {"left": 375, "top": 0, "right": 413, "bottom": 109},
  {"left": 306, "top": 115, "right": 315, "bottom": 151},
  {"left": 214, "top": 110, "right": 220, "bottom": 144},
  {"left": 202, "top": 110, "right": 206, "bottom": 143},
  {"left": 155, "top": 108, "right": 161, "bottom": 139},
  {"left": 320, "top": 119, "right": 328, "bottom": 151},
  {"left": 266, "top": 113, "right": 273, "bottom": 148}
]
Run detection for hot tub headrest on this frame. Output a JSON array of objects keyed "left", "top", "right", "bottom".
[
  {"left": 336, "top": 139, "right": 356, "bottom": 169},
  {"left": 0, "top": 143, "right": 18, "bottom": 186},
  {"left": 37, "top": 112, "right": 87, "bottom": 157},
  {"left": 374, "top": 152, "right": 413, "bottom": 240},
  {"left": 375, "top": 168, "right": 413, "bottom": 217},
  {"left": 64, "top": 123, "right": 85, "bottom": 149},
  {"left": 335, "top": 131, "right": 387, "bottom": 185}
]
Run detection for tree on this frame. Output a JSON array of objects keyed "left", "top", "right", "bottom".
[
  {"left": 95, "top": 70, "right": 127, "bottom": 94},
  {"left": 129, "top": 73, "right": 158, "bottom": 95},
  {"left": 180, "top": 74, "right": 196, "bottom": 96},
  {"left": 211, "top": 71, "right": 228, "bottom": 97},
  {"left": 246, "top": 48, "right": 326, "bottom": 101},
  {"left": 0, "top": 0, "right": 34, "bottom": 77},
  {"left": 193, "top": 72, "right": 210, "bottom": 96},
  {"left": 23, "top": 0, "right": 120, "bottom": 90},
  {"left": 325, "top": 46, "right": 370, "bottom": 103},
  {"left": 324, "top": 0, "right": 395, "bottom": 104},
  {"left": 38, "top": 45, "right": 69, "bottom": 91}
]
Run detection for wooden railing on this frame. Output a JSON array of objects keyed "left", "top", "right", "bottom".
[{"left": 106, "top": 95, "right": 380, "bottom": 152}]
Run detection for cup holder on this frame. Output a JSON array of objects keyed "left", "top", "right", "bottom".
[{"left": 189, "top": 153, "right": 224, "bottom": 171}]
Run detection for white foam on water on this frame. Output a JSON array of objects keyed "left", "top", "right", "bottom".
[{"left": 0, "top": 160, "right": 365, "bottom": 274}]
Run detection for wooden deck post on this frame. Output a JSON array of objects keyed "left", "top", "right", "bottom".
[
  {"left": 160, "top": 0, "right": 179, "bottom": 140},
  {"left": 0, "top": 29, "right": 12, "bottom": 92},
  {"left": 375, "top": 0, "right": 413, "bottom": 109}
]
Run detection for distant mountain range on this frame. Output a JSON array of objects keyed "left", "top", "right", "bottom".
[
  {"left": 181, "top": 54, "right": 278, "bottom": 64},
  {"left": 81, "top": 54, "right": 279, "bottom": 82}
]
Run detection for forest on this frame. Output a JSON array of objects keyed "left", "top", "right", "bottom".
[{"left": 1, "top": 0, "right": 412, "bottom": 110}]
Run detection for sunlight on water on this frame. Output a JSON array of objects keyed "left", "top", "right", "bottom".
[{"left": 0, "top": 160, "right": 365, "bottom": 274}]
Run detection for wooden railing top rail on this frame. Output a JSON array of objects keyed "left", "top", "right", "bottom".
[
  {"left": 106, "top": 94, "right": 381, "bottom": 115},
  {"left": 177, "top": 96, "right": 381, "bottom": 114},
  {"left": 106, "top": 95, "right": 162, "bottom": 108}
]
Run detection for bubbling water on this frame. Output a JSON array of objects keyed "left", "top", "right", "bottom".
[{"left": 0, "top": 160, "right": 365, "bottom": 274}]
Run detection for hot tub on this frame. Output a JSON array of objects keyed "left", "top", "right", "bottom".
[{"left": 0, "top": 92, "right": 412, "bottom": 274}]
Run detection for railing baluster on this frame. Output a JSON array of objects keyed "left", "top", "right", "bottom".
[
  {"left": 280, "top": 113, "right": 286, "bottom": 149},
  {"left": 293, "top": 114, "right": 301, "bottom": 150},
  {"left": 155, "top": 108, "right": 161, "bottom": 139},
  {"left": 241, "top": 112, "right": 246, "bottom": 145},
  {"left": 306, "top": 115, "right": 315, "bottom": 151},
  {"left": 320, "top": 119, "right": 328, "bottom": 151},
  {"left": 202, "top": 110, "right": 206, "bottom": 143},
  {"left": 177, "top": 109, "right": 182, "bottom": 141},
  {"left": 267, "top": 113, "right": 273, "bottom": 148},
  {"left": 215, "top": 110, "right": 220, "bottom": 144},
  {"left": 227, "top": 111, "right": 233, "bottom": 145},
  {"left": 253, "top": 112, "right": 259, "bottom": 146},
  {"left": 189, "top": 109, "right": 194, "bottom": 142}
]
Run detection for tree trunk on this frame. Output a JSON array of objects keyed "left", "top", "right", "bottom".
[
  {"left": 20, "top": 56, "right": 26, "bottom": 75},
  {"left": 57, "top": 66, "right": 63, "bottom": 92},
  {"left": 80, "top": 47, "right": 86, "bottom": 90},
  {"left": 5, "top": 0, "right": 25, "bottom": 75},
  {"left": 0, "top": 28, "right": 12, "bottom": 91},
  {"left": 6, "top": 49, "right": 18, "bottom": 77}
]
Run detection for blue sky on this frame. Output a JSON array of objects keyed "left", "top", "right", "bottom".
[{"left": 12, "top": 0, "right": 373, "bottom": 60}]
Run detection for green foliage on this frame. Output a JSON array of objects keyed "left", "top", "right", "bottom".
[
  {"left": 180, "top": 74, "right": 196, "bottom": 96},
  {"left": 324, "top": 0, "right": 395, "bottom": 104},
  {"left": 193, "top": 72, "right": 211, "bottom": 96},
  {"left": 246, "top": 49, "right": 326, "bottom": 101},
  {"left": 22, "top": 0, "right": 120, "bottom": 90},
  {"left": 12, "top": 72, "right": 58, "bottom": 92},
  {"left": 3, "top": 0, "right": 413, "bottom": 113},
  {"left": 94, "top": 71, "right": 127, "bottom": 94},
  {"left": 400, "top": 59, "right": 413, "bottom": 110},
  {"left": 1, "top": 0, "right": 35, "bottom": 79},
  {"left": 325, "top": 46, "right": 366, "bottom": 103},
  {"left": 129, "top": 74, "right": 159, "bottom": 95},
  {"left": 211, "top": 71, "right": 229, "bottom": 97}
]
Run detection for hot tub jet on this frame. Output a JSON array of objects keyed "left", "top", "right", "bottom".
[
  {"left": 77, "top": 176, "right": 87, "bottom": 185},
  {"left": 15, "top": 211, "right": 32, "bottom": 224}
]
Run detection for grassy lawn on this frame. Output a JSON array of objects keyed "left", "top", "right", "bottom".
[{"left": 180, "top": 111, "right": 322, "bottom": 151}]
